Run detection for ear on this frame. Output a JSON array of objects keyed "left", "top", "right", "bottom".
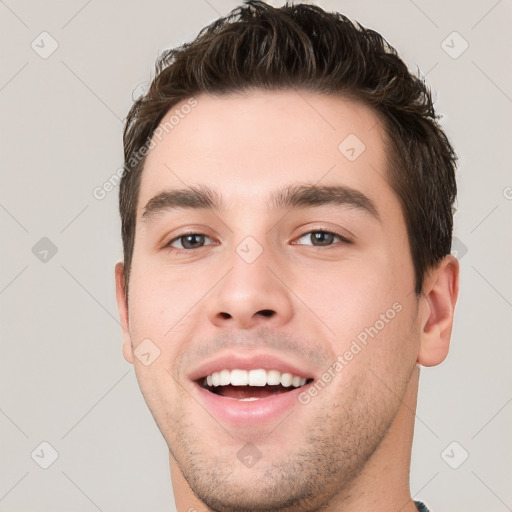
[
  {"left": 115, "top": 262, "right": 134, "bottom": 364},
  {"left": 418, "top": 254, "right": 459, "bottom": 367}
]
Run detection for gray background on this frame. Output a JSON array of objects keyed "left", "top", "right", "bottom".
[{"left": 1, "top": 0, "right": 511, "bottom": 511}]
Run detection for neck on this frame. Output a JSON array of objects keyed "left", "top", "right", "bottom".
[{"left": 170, "top": 365, "right": 421, "bottom": 512}]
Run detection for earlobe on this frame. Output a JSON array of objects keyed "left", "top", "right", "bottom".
[
  {"left": 417, "top": 255, "right": 459, "bottom": 367},
  {"left": 122, "top": 341, "right": 135, "bottom": 365},
  {"left": 115, "top": 262, "right": 135, "bottom": 364}
]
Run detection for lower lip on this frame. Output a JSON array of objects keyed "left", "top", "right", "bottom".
[{"left": 193, "top": 382, "right": 311, "bottom": 428}]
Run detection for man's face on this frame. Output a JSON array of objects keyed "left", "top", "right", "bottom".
[{"left": 119, "top": 90, "right": 422, "bottom": 510}]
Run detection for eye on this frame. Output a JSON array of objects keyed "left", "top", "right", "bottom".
[
  {"left": 294, "top": 230, "right": 350, "bottom": 247},
  {"left": 164, "top": 229, "right": 349, "bottom": 253},
  {"left": 166, "top": 233, "right": 215, "bottom": 251}
]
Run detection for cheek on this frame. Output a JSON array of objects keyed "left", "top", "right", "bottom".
[
  {"left": 128, "top": 260, "right": 188, "bottom": 335},
  {"left": 127, "top": 271, "right": 183, "bottom": 416},
  {"left": 323, "top": 299, "right": 418, "bottom": 414},
  {"left": 127, "top": 261, "right": 200, "bottom": 376},
  {"left": 291, "top": 256, "right": 416, "bottom": 371},
  {"left": 294, "top": 258, "right": 400, "bottom": 330}
]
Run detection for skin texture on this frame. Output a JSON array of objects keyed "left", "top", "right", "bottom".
[{"left": 115, "top": 90, "right": 459, "bottom": 512}]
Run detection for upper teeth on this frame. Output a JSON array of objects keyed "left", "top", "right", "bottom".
[{"left": 204, "top": 369, "right": 307, "bottom": 388}]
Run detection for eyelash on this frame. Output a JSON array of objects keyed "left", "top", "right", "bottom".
[{"left": 164, "top": 228, "right": 351, "bottom": 254}]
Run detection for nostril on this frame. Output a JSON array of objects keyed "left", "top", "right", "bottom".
[
  {"left": 219, "top": 312, "right": 231, "bottom": 319},
  {"left": 258, "top": 309, "right": 275, "bottom": 317}
]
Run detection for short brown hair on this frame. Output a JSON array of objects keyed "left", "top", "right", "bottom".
[{"left": 120, "top": 0, "right": 457, "bottom": 300}]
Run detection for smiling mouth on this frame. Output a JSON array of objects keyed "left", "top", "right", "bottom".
[{"left": 196, "top": 368, "right": 314, "bottom": 401}]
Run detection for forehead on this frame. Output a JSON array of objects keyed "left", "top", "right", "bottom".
[{"left": 137, "top": 90, "right": 391, "bottom": 214}]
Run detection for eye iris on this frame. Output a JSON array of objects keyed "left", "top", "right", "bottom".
[
  {"left": 312, "top": 231, "right": 334, "bottom": 246},
  {"left": 181, "top": 234, "right": 204, "bottom": 249}
]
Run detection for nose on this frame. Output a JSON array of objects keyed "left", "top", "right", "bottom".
[{"left": 206, "top": 244, "right": 294, "bottom": 330}]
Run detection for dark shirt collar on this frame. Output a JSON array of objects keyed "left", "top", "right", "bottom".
[{"left": 415, "top": 501, "right": 431, "bottom": 512}]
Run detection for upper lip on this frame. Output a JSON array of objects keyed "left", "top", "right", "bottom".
[{"left": 188, "top": 351, "right": 317, "bottom": 382}]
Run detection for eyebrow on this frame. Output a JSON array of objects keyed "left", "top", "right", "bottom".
[{"left": 141, "top": 183, "right": 380, "bottom": 223}]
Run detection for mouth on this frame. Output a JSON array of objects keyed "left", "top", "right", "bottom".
[
  {"left": 188, "top": 353, "right": 317, "bottom": 426},
  {"left": 196, "top": 369, "right": 314, "bottom": 401}
]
